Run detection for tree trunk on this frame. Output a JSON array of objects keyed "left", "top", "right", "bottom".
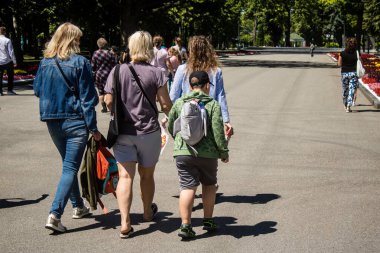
[
  {"left": 120, "top": 0, "right": 139, "bottom": 46},
  {"left": 355, "top": 3, "right": 364, "bottom": 52},
  {"left": 284, "top": 9, "right": 291, "bottom": 47}
]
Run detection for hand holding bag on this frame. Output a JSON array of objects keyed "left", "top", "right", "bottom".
[
  {"left": 356, "top": 50, "right": 365, "bottom": 78},
  {"left": 106, "top": 64, "right": 122, "bottom": 148}
]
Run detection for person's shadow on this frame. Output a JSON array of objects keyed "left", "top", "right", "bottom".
[
  {"left": 0, "top": 194, "right": 49, "bottom": 209},
  {"left": 190, "top": 193, "right": 281, "bottom": 211}
]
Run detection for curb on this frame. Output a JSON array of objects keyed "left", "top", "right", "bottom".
[{"left": 358, "top": 79, "right": 380, "bottom": 109}]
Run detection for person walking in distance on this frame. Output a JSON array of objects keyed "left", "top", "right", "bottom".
[
  {"left": 338, "top": 37, "right": 360, "bottom": 113},
  {"left": 33, "top": 23, "right": 101, "bottom": 233},
  {"left": 310, "top": 43, "right": 315, "bottom": 57},
  {"left": 91, "top": 38, "right": 117, "bottom": 112},
  {"left": 0, "top": 26, "right": 17, "bottom": 95}
]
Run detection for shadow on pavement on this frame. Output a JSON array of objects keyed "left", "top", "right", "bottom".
[
  {"left": 221, "top": 59, "right": 336, "bottom": 69},
  {"left": 0, "top": 194, "right": 49, "bottom": 209},
  {"left": 49, "top": 209, "right": 278, "bottom": 239},
  {"left": 354, "top": 109, "right": 380, "bottom": 113},
  {"left": 196, "top": 220, "right": 278, "bottom": 240},
  {"left": 134, "top": 215, "right": 277, "bottom": 239},
  {"left": 192, "top": 193, "right": 281, "bottom": 211}
]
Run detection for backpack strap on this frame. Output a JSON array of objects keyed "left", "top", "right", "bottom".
[{"left": 127, "top": 63, "right": 158, "bottom": 115}]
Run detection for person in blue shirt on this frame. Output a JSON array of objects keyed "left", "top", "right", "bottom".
[
  {"left": 34, "top": 23, "right": 101, "bottom": 233},
  {"left": 169, "top": 36, "right": 233, "bottom": 139}
]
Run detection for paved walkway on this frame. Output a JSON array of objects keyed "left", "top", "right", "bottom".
[{"left": 0, "top": 53, "right": 379, "bottom": 253}]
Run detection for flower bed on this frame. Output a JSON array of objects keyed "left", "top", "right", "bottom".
[{"left": 2, "top": 63, "right": 38, "bottom": 84}]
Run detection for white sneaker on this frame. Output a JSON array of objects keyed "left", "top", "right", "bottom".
[
  {"left": 45, "top": 214, "right": 67, "bottom": 233},
  {"left": 72, "top": 206, "right": 90, "bottom": 219}
]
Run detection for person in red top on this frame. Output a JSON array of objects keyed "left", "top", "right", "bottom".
[{"left": 91, "top": 38, "right": 117, "bottom": 112}]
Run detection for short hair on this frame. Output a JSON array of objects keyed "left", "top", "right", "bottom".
[
  {"left": 44, "top": 22, "right": 82, "bottom": 60},
  {"left": 97, "top": 38, "right": 108, "bottom": 49},
  {"left": 128, "top": 31, "right": 153, "bottom": 62},
  {"left": 153, "top": 35, "right": 163, "bottom": 47},
  {"left": 0, "top": 27, "right": 6, "bottom": 35}
]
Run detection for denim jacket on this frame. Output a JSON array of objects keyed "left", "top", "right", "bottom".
[
  {"left": 33, "top": 54, "right": 99, "bottom": 132},
  {"left": 169, "top": 64, "right": 230, "bottom": 123}
]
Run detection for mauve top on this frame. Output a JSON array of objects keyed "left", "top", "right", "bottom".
[{"left": 105, "top": 62, "right": 168, "bottom": 135}]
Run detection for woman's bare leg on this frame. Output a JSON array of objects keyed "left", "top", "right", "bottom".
[{"left": 116, "top": 162, "right": 136, "bottom": 232}]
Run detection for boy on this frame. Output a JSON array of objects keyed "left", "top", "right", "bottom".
[{"left": 167, "top": 71, "right": 229, "bottom": 239}]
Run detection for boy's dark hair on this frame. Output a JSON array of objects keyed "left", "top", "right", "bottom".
[{"left": 189, "top": 71, "right": 210, "bottom": 88}]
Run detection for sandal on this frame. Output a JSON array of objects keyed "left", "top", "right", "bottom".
[
  {"left": 143, "top": 203, "right": 158, "bottom": 222},
  {"left": 120, "top": 227, "right": 134, "bottom": 239}
]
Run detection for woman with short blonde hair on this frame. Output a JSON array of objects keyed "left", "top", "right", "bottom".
[
  {"left": 34, "top": 22, "right": 101, "bottom": 233},
  {"left": 104, "top": 30, "right": 172, "bottom": 238},
  {"left": 128, "top": 31, "right": 154, "bottom": 62},
  {"left": 44, "top": 23, "right": 82, "bottom": 60}
]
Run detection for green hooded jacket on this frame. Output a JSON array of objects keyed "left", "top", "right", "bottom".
[{"left": 168, "top": 91, "right": 229, "bottom": 159}]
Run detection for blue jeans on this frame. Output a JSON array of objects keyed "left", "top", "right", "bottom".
[{"left": 47, "top": 119, "right": 88, "bottom": 219}]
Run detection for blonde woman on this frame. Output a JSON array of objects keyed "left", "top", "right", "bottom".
[
  {"left": 33, "top": 23, "right": 101, "bottom": 233},
  {"left": 169, "top": 35, "right": 233, "bottom": 138},
  {"left": 104, "top": 31, "right": 172, "bottom": 238}
]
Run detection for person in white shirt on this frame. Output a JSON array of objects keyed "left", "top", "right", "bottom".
[{"left": 0, "top": 27, "right": 17, "bottom": 95}]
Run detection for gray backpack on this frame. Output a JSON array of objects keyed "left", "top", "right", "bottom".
[{"left": 173, "top": 99, "right": 207, "bottom": 147}]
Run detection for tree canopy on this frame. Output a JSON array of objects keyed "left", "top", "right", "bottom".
[{"left": 0, "top": 0, "right": 379, "bottom": 65}]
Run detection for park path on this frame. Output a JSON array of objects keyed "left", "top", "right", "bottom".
[{"left": 0, "top": 53, "right": 379, "bottom": 253}]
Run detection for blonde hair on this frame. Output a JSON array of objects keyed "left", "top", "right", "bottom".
[
  {"left": 168, "top": 46, "right": 182, "bottom": 62},
  {"left": 97, "top": 38, "right": 107, "bottom": 49},
  {"left": 128, "top": 31, "right": 153, "bottom": 62},
  {"left": 44, "top": 23, "right": 82, "bottom": 60},
  {"left": 186, "top": 36, "right": 219, "bottom": 74}
]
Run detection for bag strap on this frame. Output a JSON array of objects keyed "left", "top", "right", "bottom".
[
  {"left": 356, "top": 50, "right": 361, "bottom": 60},
  {"left": 111, "top": 64, "right": 121, "bottom": 115},
  {"left": 127, "top": 63, "right": 158, "bottom": 115},
  {"left": 54, "top": 57, "right": 79, "bottom": 98}
]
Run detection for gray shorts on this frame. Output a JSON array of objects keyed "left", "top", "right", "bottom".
[
  {"left": 175, "top": 156, "right": 218, "bottom": 190},
  {"left": 113, "top": 130, "right": 161, "bottom": 167}
]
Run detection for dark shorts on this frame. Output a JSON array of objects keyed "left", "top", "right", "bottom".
[{"left": 175, "top": 156, "right": 218, "bottom": 190}]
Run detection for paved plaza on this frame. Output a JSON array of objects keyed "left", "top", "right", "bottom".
[{"left": 0, "top": 53, "right": 379, "bottom": 253}]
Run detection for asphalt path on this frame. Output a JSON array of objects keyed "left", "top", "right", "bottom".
[{"left": 0, "top": 53, "right": 379, "bottom": 253}]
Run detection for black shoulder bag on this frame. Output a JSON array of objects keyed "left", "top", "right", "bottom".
[
  {"left": 127, "top": 63, "right": 158, "bottom": 114},
  {"left": 54, "top": 57, "right": 79, "bottom": 98},
  {"left": 106, "top": 64, "right": 122, "bottom": 148}
]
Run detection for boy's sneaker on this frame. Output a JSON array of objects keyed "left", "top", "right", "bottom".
[
  {"left": 202, "top": 218, "right": 218, "bottom": 232},
  {"left": 178, "top": 224, "right": 196, "bottom": 239},
  {"left": 72, "top": 206, "right": 90, "bottom": 219},
  {"left": 45, "top": 214, "right": 67, "bottom": 233}
]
